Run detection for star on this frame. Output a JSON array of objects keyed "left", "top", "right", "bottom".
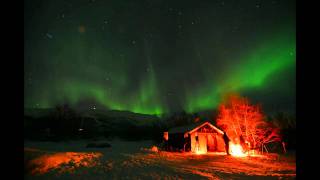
[
  {"left": 167, "top": 92, "right": 174, "bottom": 96},
  {"left": 78, "top": 25, "right": 86, "bottom": 33},
  {"left": 46, "top": 33, "right": 53, "bottom": 39}
]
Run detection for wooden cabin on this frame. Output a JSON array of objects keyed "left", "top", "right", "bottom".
[{"left": 164, "top": 121, "right": 226, "bottom": 153}]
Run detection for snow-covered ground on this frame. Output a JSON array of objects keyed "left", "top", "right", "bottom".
[{"left": 24, "top": 139, "right": 296, "bottom": 179}]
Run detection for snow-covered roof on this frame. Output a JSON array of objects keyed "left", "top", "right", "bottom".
[{"left": 168, "top": 121, "right": 224, "bottom": 135}]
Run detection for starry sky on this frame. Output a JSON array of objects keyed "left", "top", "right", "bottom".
[{"left": 24, "top": 0, "right": 296, "bottom": 115}]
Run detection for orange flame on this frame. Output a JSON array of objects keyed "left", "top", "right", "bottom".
[{"left": 229, "top": 142, "right": 247, "bottom": 157}]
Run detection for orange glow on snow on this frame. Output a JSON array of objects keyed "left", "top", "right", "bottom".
[
  {"left": 28, "top": 152, "right": 102, "bottom": 175},
  {"left": 229, "top": 142, "right": 247, "bottom": 157},
  {"left": 151, "top": 146, "right": 159, "bottom": 152}
]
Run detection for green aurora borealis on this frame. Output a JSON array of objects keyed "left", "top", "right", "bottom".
[
  {"left": 24, "top": 0, "right": 295, "bottom": 115},
  {"left": 185, "top": 31, "right": 295, "bottom": 113}
]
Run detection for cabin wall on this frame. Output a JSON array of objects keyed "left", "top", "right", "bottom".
[
  {"left": 216, "top": 135, "right": 226, "bottom": 152},
  {"left": 190, "top": 133, "right": 196, "bottom": 152},
  {"left": 207, "top": 133, "right": 216, "bottom": 151},
  {"left": 191, "top": 132, "right": 225, "bottom": 153}
]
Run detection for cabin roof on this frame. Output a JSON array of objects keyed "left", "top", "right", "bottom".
[{"left": 168, "top": 121, "right": 224, "bottom": 135}]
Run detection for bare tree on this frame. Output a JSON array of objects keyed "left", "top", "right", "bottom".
[{"left": 216, "top": 95, "right": 281, "bottom": 152}]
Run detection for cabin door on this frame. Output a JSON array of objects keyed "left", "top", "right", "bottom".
[{"left": 196, "top": 133, "right": 208, "bottom": 153}]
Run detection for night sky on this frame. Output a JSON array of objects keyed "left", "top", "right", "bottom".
[{"left": 24, "top": 0, "right": 296, "bottom": 115}]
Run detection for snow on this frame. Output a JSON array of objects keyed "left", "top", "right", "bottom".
[{"left": 25, "top": 139, "right": 296, "bottom": 179}]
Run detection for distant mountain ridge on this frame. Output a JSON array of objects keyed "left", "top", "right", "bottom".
[{"left": 24, "top": 108, "right": 161, "bottom": 123}]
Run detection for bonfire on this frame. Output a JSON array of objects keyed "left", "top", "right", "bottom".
[{"left": 229, "top": 141, "right": 246, "bottom": 157}]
